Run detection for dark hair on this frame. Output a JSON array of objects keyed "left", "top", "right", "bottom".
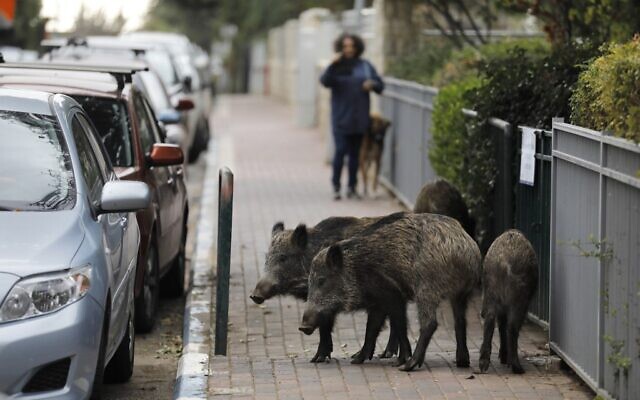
[{"left": 334, "top": 33, "right": 365, "bottom": 57}]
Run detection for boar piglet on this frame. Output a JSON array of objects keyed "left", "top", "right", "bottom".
[
  {"left": 300, "top": 212, "right": 482, "bottom": 371},
  {"left": 414, "top": 179, "right": 476, "bottom": 239},
  {"left": 250, "top": 215, "right": 402, "bottom": 363},
  {"left": 479, "top": 229, "right": 538, "bottom": 374}
]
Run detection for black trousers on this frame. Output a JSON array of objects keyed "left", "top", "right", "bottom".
[{"left": 332, "top": 133, "right": 363, "bottom": 190}]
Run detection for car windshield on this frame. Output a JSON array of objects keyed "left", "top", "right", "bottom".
[
  {"left": 144, "top": 50, "right": 179, "bottom": 87},
  {"left": 0, "top": 111, "right": 76, "bottom": 211},
  {"left": 73, "top": 96, "right": 133, "bottom": 167}
]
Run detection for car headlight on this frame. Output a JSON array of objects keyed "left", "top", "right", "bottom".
[{"left": 0, "top": 266, "right": 92, "bottom": 324}]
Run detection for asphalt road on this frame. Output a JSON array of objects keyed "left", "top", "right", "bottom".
[{"left": 100, "top": 154, "right": 207, "bottom": 400}]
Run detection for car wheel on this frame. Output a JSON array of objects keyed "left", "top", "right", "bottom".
[
  {"left": 90, "top": 306, "right": 109, "bottom": 399},
  {"left": 188, "top": 118, "right": 209, "bottom": 163},
  {"left": 135, "top": 239, "right": 159, "bottom": 333},
  {"left": 162, "top": 221, "right": 187, "bottom": 297},
  {"left": 104, "top": 312, "right": 135, "bottom": 383}
]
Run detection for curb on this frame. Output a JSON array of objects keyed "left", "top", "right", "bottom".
[{"left": 173, "top": 141, "right": 218, "bottom": 400}]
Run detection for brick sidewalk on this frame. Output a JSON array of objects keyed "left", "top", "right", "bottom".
[{"left": 206, "top": 95, "right": 593, "bottom": 400}]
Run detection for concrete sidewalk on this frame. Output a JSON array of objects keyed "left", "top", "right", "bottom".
[{"left": 204, "top": 95, "right": 592, "bottom": 400}]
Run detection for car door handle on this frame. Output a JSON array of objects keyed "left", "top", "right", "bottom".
[{"left": 120, "top": 216, "right": 128, "bottom": 229}]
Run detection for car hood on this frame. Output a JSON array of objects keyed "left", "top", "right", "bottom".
[{"left": 0, "top": 211, "right": 85, "bottom": 277}]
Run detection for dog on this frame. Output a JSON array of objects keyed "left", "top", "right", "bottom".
[{"left": 359, "top": 114, "right": 391, "bottom": 195}]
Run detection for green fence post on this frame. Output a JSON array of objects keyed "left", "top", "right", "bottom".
[{"left": 215, "top": 167, "right": 234, "bottom": 356}]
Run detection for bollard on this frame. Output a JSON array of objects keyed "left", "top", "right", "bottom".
[{"left": 215, "top": 167, "right": 233, "bottom": 355}]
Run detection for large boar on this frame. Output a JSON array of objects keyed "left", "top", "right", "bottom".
[
  {"left": 414, "top": 179, "right": 476, "bottom": 239},
  {"left": 300, "top": 212, "right": 482, "bottom": 371},
  {"left": 479, "top": 230, "right": 538, "bottom": 374},
  {"left": 250, "top": 215, "right": 404, "bottom": 363}
]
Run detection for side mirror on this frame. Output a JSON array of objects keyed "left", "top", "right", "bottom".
[
  {"left": 182, "top": 75, "right": 192, "bottom": 93},
  {"left": 99, "top": 181, "right": 150, "bottom": 213},
  {"left": 174, "top": 97, "right": 194, "bottom": 111},
  {"left": 147, "top": 143, "right": 184, "bottom": 167},
  {"left": 158, "top": 109, "right": 182, "bottom": 125}
]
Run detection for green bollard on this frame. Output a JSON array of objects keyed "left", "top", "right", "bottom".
[{"left": 215, "top": 167, "right": 233, "bottom": 355}]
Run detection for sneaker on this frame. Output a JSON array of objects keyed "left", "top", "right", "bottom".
[
  {"left": 346, "top": 187, "right": 361, "bottom": 200},
  {"left": 333, "top": 189, "right": 341, "bottom": 201}
]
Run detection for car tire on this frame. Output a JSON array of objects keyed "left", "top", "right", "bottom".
[
  {"left": 135, "top": 239, "right": 159, "bottom": 333},
  {"left": 90, "top": 304, "right": 109, "bottom": 399},
  {"left": 104, "top": 312, "right": 135, "bottom": 383},
  {"left": 187, "top": 118, "right": 210, "bottom": 163},
  {"left": 162, "top": 221, "right": 187, "bottom": 297}
]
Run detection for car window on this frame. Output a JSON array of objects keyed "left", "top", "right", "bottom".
[
  {"left": 0, "top": 111, "right": 76, "bottom": 211},
  {"left": 71, "top": 116, "right": 104, "bottom": 201},
  {"left": 133, "top": 93, "right": 157, "bottom": 154},
  {"left": 144, "top": 50, "right": 179, "bottom": 87},
  {"left": 72, "top": 96, "right": 133, "bottom": 167},
  {"left": 139, "top": 71, "right": 171, "bottom": 112},
  {"left": 141, "top": 97, "right": 163, "bottom": 143},
  {"left": 76, "top": 112, "right": 112, "bottom": 180}
]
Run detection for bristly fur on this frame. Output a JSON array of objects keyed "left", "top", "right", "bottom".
[{"left": 414, "top": 179, "right": 476, "bottom": 240}]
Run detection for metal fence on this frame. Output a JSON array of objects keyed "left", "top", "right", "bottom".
[
  {"left": 515, "top": 127, "right": 552, "bottom": 325},
  {"left": 379, "top": 77, "right": 439, "bottom": 208},
  {"left": 550, "top": 121, "right": 640, "bottom": 400}
]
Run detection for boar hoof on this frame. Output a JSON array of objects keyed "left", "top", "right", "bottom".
[
  {"left": 478, "top": 358, "right": 490, "bottom": 373},
  {"left": 310, "top": 353, "right": 331, "bottom": 363},
  {"left": 350, "top": 350, "right": 362, "bottom": 360},
  {"left": 350, "top": 351, "right": 367, "bottom": 364},
  {"left": 456, "top": 356, "right": 470, "bottom": 368},
  {"left": 379, "top": 349, "right": 397, "bottom": 359},
  {"left": 511, "top": 364, "right": 525, "bottom": 374},
  {"left": 399, "top": 358, "right": 421, "bottom": 372},
  {"left": 392, "top": 355, "right": 407, "bottom": 367}
]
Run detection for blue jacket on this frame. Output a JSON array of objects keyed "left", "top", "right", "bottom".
[{"left": 320, "top": 58, "right": 384, "bottom": 136}]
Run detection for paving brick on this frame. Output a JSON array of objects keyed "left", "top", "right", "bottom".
[{"left": 206, "top": 96, "right": 594, "bottom": 400}]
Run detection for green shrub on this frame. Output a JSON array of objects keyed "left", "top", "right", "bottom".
[
  {"left": 571, "top": 37, "right": 640, "bottom": 142},
  {"left": 430, "top": 76, "right": 482, "bottom": 187},
  {"left": 427, "top": 39, "right": 598, "bottom": 246}
]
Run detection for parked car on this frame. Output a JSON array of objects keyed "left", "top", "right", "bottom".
[
  {"left": 0, "top": 88, "right": 150, "bottom": 398},
  {"left": 121, "top": 32, "right": 212, "bottom": 162},
  {"left": 43, "top": 36, "right": 206, "bottom": 162},
  {"left": 0, "top": 61, "right": 189, "bottom": 332}
]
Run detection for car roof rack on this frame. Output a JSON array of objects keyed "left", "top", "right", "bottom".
[
  {"left": 41, "top": 37, "right": 153, "bottom": 56},
  {"left": 0, "top": 61, "right": 149, "bottom": 90}
]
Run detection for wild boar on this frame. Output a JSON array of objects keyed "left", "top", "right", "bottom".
[
  {"left": 479, "top": 229, "right": 538, "bottom": 374},
  {"left": 300, "top": 212, "right": 482, "bottom": 371},
  {"left": 250, "top": 215, "right": 404, "bottom": 363}
]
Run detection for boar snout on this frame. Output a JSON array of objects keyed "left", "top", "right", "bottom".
[
  {"left": 299, "top": 309, "right": 318, "bottom": 335},
  {"left": 250, "top": 278, "right": 276, "bottom": 304}
]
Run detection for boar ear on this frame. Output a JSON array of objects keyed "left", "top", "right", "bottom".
[
  {"left": 272, "top": 222, "right": 285, "bottom": 236},
  {"left": 291, "top": 224, "right": 308, "bottom": 249},
  {"left": 326, "top": 244, "right": 343, "bottom": 269}
]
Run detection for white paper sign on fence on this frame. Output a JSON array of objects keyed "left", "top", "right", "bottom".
[{"left": 519, "top": 127, "right": 536, "bottom": 186}]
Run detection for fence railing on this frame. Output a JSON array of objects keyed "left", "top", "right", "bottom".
[
  {"left": 515, "top": 127, "right": 552, "bottom": 326},
  {"left": 550, "top": 122, "right": 640, "bottom": 400}
]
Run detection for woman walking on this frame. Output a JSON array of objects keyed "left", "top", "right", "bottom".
[{"left": 320, "top": 33, "right": 384, "bottom": 200}]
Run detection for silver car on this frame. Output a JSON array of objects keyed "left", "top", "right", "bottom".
[{"left": 0, "top": 88, "right": 150, "bottom": 399}]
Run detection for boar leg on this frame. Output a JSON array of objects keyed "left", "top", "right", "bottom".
[
  {"left": 507, "top": 306, "right": 526, "bottom": 374},
  {"left": 497, "top": 312, "right": 508, "bottom": 364},
  {"left": 389, "top": 306, "right": 411, "bottom": 367},
  {"left": 379, "top": 318, "right": 399, "bottom": 359},
  {"left": 451, "top": 292, "right": 471, "bottom": 367},
  {"left": 351, "top": 310, "right": 386, "bottom": 364},
  {"left": 311, "top": 320, "right": 334, "bottom": 363},
  {"left": 400, "top": 319, "right": 437, "bottom": 371},
  {"left": 479, "top": 309, "right": 496, "bottom": 373}
]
